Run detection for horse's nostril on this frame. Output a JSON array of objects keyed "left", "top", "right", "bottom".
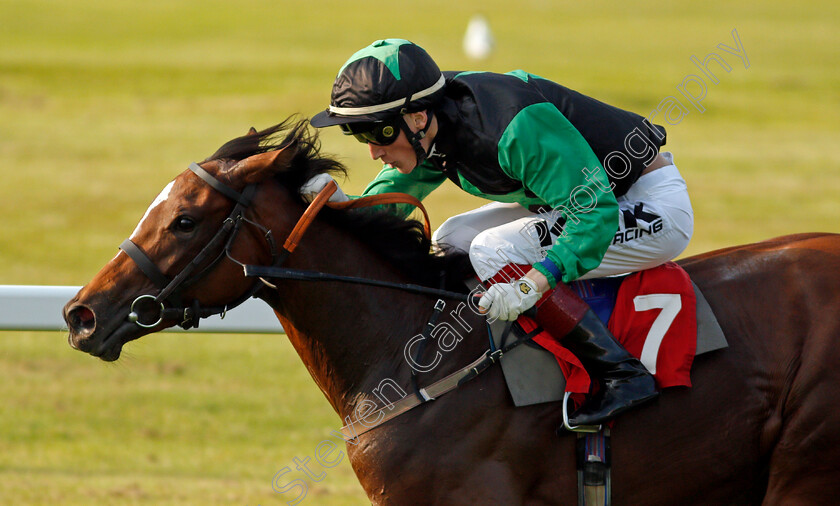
[{"left": 69, "top": 305, "right": 96, "bottom": 336}]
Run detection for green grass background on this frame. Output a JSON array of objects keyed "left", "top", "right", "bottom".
[{"left": 1, "top": 0, "right": 838, "bottom": 504}]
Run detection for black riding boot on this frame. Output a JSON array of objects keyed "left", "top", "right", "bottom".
[
  {"left": 533, "top": 282, "right": 658, "bottom": 427},
  {"left": 562, "top": 310, "right": 659, "bottom": 427}
]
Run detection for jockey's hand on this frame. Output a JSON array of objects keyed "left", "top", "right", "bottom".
[
  {"left": 300, "top": 173, "right": 349, "bottom": 203},
  {"left": 478, "top": 277, "right": 542, "bottom": 321}
]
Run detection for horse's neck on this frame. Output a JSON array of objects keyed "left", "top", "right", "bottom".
[{"left": 258, "top": 220, "right": 435, "bottom": 419}]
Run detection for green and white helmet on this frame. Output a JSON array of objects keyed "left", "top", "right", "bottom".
[{"left": 311, "top": 39, "right": 446, "bottom": 128}]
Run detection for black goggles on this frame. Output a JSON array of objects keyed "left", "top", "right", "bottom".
[{"left": 339, "top": 118, "right": 401, "bottom": 146}]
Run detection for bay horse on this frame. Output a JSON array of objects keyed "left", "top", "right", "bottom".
[{"left": 64, "top": 119, "right": 840, "bottom": 505}]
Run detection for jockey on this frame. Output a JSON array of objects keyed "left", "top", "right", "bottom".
[{"left": 308, "top": 39, "right": 694, "bottom": 427}]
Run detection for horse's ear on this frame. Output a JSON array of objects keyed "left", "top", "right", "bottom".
[
  {"left": 227, "top": 145, "right": 297, "bottom": 184},
  {"left": 247, "top": 127, "right": 258, "bottom": 135}
]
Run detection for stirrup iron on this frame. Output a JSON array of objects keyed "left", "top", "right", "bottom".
[{"left": 562, "top": 392, "right": 602, "bottom": 433}]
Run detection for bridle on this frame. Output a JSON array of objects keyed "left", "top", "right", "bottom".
[
  {"left": 120, "top": 159, "right": 433, "bottom": 330},
  {"left": 120, "top": 162, "right": 277, "bottom": 329}
]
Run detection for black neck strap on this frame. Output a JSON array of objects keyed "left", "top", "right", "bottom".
[{"left": 398, "top": 110, "right": 435, "bottom": 167}]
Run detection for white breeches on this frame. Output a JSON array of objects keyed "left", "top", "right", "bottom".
[{"left": 432, "top": 152, "right": 694, "bottom": 282}]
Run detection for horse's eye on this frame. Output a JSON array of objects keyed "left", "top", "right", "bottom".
[{"left": 174, "top": 216, "right": 197, "bottom": 233}]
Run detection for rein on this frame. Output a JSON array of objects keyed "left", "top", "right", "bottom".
[
  {"left": 237, "top": 181, "right": 543, "bottom": 440},
  {"left": 244, "top": 265, "right": 473, "bottom": 302},
  {"left": 122, "top": 165, "right": 529, "bottom": 439},
  {"left": 121, "top": 163, "right": 431, "bottom": 330},
  {"left": 241, "top": 204, "right": 545, "bottom": 439}
]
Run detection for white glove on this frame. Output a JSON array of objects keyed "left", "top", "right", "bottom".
[
  {"left": 478, "top": 277, "right": 541, "bottom": 321},
  {"left": 299, "top": 173, "right": 349, "bottom": 203}
]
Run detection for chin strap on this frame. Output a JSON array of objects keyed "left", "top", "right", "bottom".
[{"left": 398, "top": 110, "right": 435, "bottom": 166}]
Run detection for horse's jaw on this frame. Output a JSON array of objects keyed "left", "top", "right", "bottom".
[
  {"left": 73, "top": 320, "right": 138, "bottom": 362},
  {"left": 64, "top": 287, "right": 168, "bottom": 361}
]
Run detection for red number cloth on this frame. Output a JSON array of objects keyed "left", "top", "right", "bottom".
[{"left": 607, "top": 261, "right": 697, "bottom": 388}]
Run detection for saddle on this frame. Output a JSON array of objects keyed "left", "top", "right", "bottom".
[{"left": 480, "top": 262, "right": 728, "bottom": 407}]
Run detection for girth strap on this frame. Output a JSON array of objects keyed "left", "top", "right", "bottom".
[
  {"left": 338, "top": 351, "right": 492, "bottom": 441},
  {"left": 337, "top": 319, "right": 541, "bottom": 441},
  {"left": 577, "top": 429, "right": 612, "bottom": 506}
]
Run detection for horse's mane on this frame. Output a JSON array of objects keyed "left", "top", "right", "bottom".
[{"left": 205, "top": 117, "right": 473, "bottom": 292}]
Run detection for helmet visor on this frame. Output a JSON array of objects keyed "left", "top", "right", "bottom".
[{"left": 339, "top": 118, "right": 401, "bottom": 146}]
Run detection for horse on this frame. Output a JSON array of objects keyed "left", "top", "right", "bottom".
[{"left": 64, "top": 119, "right": 840, "bottom": 505}]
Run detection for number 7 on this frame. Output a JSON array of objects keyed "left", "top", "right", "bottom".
[{"left": 633, "top": 294, "right": 682, "bottom": 374}]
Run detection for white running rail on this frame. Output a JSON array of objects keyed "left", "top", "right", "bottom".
[{"left": 0, "top": 285, "right": 283, "bottom": 333}]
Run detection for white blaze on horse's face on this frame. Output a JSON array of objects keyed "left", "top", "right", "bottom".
[{"left": 129, "top": 181, "right": 175, "bottom": 241}]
